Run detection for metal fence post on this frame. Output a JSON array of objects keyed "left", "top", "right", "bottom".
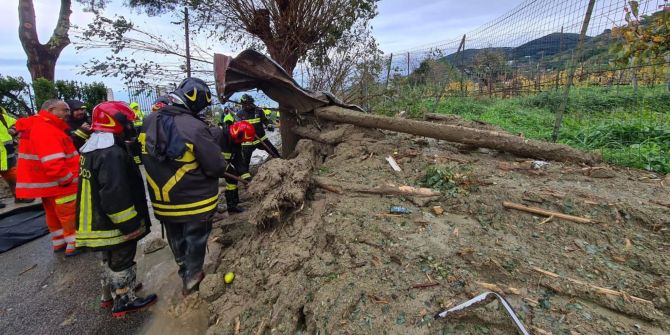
[{"left": 551, "top": 0, "right": 596, "bottom": 142}]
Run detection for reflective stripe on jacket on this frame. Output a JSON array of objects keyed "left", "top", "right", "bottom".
[
  {"left": 76, "top": 143, "right": 150, "bottom": 249},
  {"left": 15, "top": 111, "right": 79, "bottom": 198},
  {"left": 140, "top": 106, "right": 227, "bottom": 224}
]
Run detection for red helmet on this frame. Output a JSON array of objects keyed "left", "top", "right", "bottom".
[
  {"left": 229, "top": 121, "right": 256, "bottom": 144},
  {"left": 91, "top": 101, "right": 137, "bottom": 134}
]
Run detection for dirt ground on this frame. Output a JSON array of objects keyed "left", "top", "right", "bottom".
[
  {"left": 3, "top": 121, "right": 667, "bottom": 334},
  {"left": 199, "top": 121, "right": 670, "bottom": 335}
]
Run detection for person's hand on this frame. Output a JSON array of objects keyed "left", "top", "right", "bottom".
[
  {"left": 267, "top": 124, "right": 274, "bottom": 132},
  {"left": 8, "top": 128, "right": 17, "bottom": 136},
  {"left": 81, "top": 122, "right": 91, "bottom": 131}
]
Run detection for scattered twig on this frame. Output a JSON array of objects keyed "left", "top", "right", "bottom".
[
  {"left": 411, "top": 282, "right": 440, "bottom": 289},
  {"left": 18, "top": 264, "right": 37, "bottom": 276},
  {"left": 235, "top": 317, "right": 241, "bottom": 335},
  {"left": 503, "top": 201, "right": 595, "bottom": 224},
  {"left": 538, "top": 215, "right": 554, "bottom": 225},
  {"left": 375, "top": 213, "right": 403, "bottom": 218},
  {"left": 650, "top": 200, "right": 670, "bottom": 209},
  {"left": 254, "top": 318, "right": 267, "bottom": 335},
  {"left": 367, "top": 293, "right": 389, "bottom": 304}
]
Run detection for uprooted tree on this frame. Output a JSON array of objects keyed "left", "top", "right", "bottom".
[
  {"left": 214, "top": 50, "right": 602, "bottom": 227},
  {"left": 97, "top": 0, "right": 380, "bottom": 156}
]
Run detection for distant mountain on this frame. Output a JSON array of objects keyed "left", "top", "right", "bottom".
[
  {"left": 441, "top": 32, "right": 586, "bottom": 66},
  {"left": 512, "top": 33, "right": 586, "bottom": 60}
]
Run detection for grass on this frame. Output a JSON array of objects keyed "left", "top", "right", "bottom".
[{"left": 414, "top": 86, "right": 670, "bottom": 173}]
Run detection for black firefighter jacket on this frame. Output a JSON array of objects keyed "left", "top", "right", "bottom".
[
  {"left": 217, "top": 126, "right": 250, "bottom": 183},
  {"left": 75, "top": 141, "right": 151, "bottom": 250},
  {"left": 237, "top": 106, "right": 270, "bottom": 147},
  {"left": 139, "top": 105, "right": 227, "bottom": 224}
]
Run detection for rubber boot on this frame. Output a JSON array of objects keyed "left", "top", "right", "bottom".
[
  {"left": 225, "top": 190, "right": 244, "bottom": 213},
  {"left": 182, "top": 271, "right": 205, "bottom": 296},
  {"left": 108, "top": 265, "right": 158, "bottom": 318}
]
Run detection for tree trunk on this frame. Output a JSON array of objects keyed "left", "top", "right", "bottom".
[
  {"left": 272, "top": 53, "right": 300, "bottom": 157},
  {"left": 313, "top": 106, "right": 600, "bottom": 165},
  {"left": 18, "top": 0, "right": 72, "bottom": 83}
]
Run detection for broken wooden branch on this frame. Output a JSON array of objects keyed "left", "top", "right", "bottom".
[
  {"left": 315, "top": 106, "right": 600, "bottom": 164},
  {"left": 532, "top": 267, "right": 653, "bottom": 306},
  {"left": 502, "top": 201, "right": 595, "bottom": 224},
  {"left": 313, "top": 177, "right": 441, "bottom": 197},
  {"left": 532, "top": 266, "right": 664, "bottom": 322}
]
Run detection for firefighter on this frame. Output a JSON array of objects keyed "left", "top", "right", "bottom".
[
  {"left": 75, "top": 101, "right": 157, "bottom": 318},
  {"left": 218, "top": 120, "right": 256, "bottom": 213},
  {"left": 15, "top": 99, "right": 79, "bottom": 256},
  {"left": 237, "top": 94, "right": 280, "bottom": 168},
  {"left": 139, "top": 77, "right": 228, "bottom": 295},
  {"left": 128, "top": 102, "right": 145, "bottom": 128},
  {"left": 65, "top": 99, "right": 91, "bottom": 151},
  {"left": 0, "top": 106, "right": 34, "bottom": 207}
]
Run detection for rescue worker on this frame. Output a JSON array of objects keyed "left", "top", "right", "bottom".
[
  {"left": 65, "top": 99, "right": 91, "bottom": 150},
  {"left": 218, "top": 120, "right": 256, "bottom": 213},
  {"left": 15, "top": 99, "right": 79, "bottom": 256},
  {"left": 0, "top": 106, "right": 34, "bottom": 207},
  {"left": 237, "top": 94, "right": 280, "bottom": 168},
  {"left": 75, "top": 101, "right": 157, "bottom": 318},
  {"left": 262, "top": 106, "right": 273, "bottom": 122},
  {"left": 217, "top": 107, "right": 236, "bottom": 128},
  {"left": 128, "top": 102, "right": 145, "bottom": 128},
  {"left": 140, "top": 77, "right": 228, "bottom": 295}
]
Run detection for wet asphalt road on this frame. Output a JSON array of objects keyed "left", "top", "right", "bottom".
[{"left": 0, "top": 234, "right": 147, "bottom": 335}]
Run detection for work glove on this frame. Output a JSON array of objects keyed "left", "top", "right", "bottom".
[{"left": 267, "top": 124, "right": 275, "bottom": 132}]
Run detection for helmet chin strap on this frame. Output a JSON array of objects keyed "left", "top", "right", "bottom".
[{"left": 169, "top": 94, "right": 186, "bottom": 107}]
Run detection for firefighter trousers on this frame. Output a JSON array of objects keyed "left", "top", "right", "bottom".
[
  {"left": 100, "top": 241, "right": 138, "bottom": 302},
  {"left": 163, "top": 219, "right": 212, "bottom": 283}
]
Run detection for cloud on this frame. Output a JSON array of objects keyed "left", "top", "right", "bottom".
[
  {"left": 3, "top": 0, "right": 527, "bottom": 96},
  {"left": 371, "top": 0, "right": 521, "bottom": 52}
]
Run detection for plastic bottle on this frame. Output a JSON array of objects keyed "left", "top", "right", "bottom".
[{"left": 389, "top": 206, "right": 411, "bottom": 214}]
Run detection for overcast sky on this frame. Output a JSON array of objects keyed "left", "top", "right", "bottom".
[{"left": 0, "top": 0, "right": 520, "bottom": 97}]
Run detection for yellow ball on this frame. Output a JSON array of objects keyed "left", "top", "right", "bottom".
[{"left": 224, "top": 272, "right": 235, "bottom": 284}]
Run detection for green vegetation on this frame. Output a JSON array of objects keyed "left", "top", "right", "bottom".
[{"left": 421, "top": 87, "right": 670, "bottom": 173}]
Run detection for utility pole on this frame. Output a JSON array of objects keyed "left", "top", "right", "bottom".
[{"left": 184, "top": 7, "right": 192, "bottom": 78}]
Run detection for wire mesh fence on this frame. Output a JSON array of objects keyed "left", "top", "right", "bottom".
[
  {"left": 345, "top": 0, "right": 669, "bottom": 173},
  {"left": 126, "top": 83, "right": 173, "bottom": 114}
]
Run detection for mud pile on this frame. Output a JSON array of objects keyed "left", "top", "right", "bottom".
[{"left": 203, "top": 123, "right": 670, "bottom": 334}]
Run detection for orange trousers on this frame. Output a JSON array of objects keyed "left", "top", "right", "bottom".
[{"left": 42, "top": 195, "right": 77, "bottom": 254}]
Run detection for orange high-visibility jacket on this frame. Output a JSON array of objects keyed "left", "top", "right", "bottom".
[{"left": 15, "top": 111, "right": 79, "bottom": 198}]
